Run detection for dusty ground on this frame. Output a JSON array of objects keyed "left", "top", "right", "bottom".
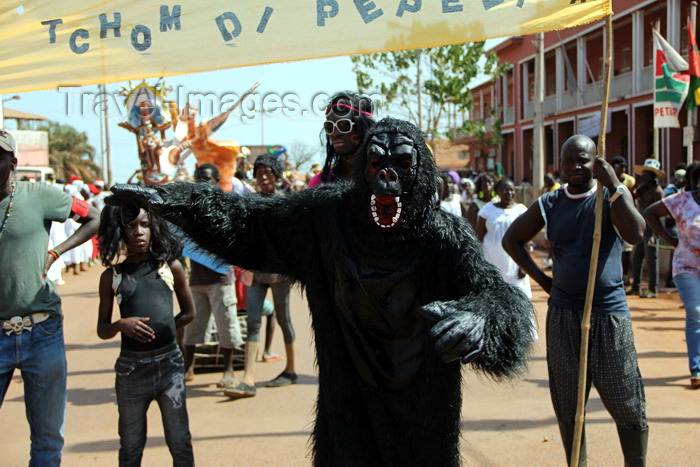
[{"left": 1, "top": 257, "right": 698, "bottom": 466}]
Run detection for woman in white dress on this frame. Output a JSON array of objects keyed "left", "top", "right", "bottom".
[{"left": 477, "top": 177, "right": 537, "bottom": 338}]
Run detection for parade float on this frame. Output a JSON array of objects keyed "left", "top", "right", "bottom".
[{"left": 118, "top": 80, "right": 259, "bottom": 191}]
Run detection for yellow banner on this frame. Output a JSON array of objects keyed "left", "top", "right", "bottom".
[{"left": 0, "top": 0, "right": 612, "bottom": 93}]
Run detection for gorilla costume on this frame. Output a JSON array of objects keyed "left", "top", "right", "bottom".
[{"left": 109, "top": 118, "right": 533, "bottom": 466}]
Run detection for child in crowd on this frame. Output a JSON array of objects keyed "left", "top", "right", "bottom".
[{"left": 96, "top": 203, "right": 195, "bottom": 467}]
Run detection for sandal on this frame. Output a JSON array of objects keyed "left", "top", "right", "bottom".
[
  {"left": 266, "top": 371, "right": 298, "bottom": 387},
  {"left": 223, "top": 381, "right": 256, "bottom": 398},
  {"left": 691, "top": 375, "right": 700, "bottom": 388},
  {"left": 217, "top": 376, "right": 236, "bottom": 388},
  {"left": 262, "top": 353, "right": 283, "bottom": 363}
]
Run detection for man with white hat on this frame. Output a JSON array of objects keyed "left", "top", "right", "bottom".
[
  {"left": 0, "top": 129, "right": 100, "bottom": 466},
  {"left": 628, "top": 158, "right": 665, "bottom": 298}
]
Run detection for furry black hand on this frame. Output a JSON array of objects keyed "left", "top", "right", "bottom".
[
  {"left": 106, "top": 184, "right": 164, "bottom": 211},
  {"left": 421, "top": 301, "right": 485, "bottom": 364}
]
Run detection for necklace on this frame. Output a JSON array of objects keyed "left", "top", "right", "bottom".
[{"left": 0, "top": 182, "right": 16, "bottom": 240}]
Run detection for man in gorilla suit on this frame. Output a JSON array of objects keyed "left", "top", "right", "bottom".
[{"left": 108, "top": 118, "right": 533, "bottom": 466}]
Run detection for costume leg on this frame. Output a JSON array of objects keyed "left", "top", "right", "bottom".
[
  {"left": 675, "top": 273, "right": 700, "bottom": 377},
  {"left": 156, "top": 349, "right": 194, "bottom": 467},
  {"left": 546, "top": 307, "right": 590, "bottom": 466},
  {"left": 21, "top": 318, "right": 66, "bottom": 467}
]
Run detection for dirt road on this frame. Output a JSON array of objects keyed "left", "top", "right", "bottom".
[{"left": 1, "top": 262, "right": 697, "bottom": 466}]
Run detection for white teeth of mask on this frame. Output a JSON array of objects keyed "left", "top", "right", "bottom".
[{"left": 369, "top": 194, "right": 401, "bottom": 228}]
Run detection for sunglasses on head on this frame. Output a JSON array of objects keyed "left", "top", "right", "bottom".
[{"left": 323, "top": 119, "right": 355, "bottom": 135}]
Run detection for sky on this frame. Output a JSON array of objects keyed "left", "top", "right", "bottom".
[
  {"left": 3, "top": 39, "right": 503, "bottom": 185},
  {"left": 3, "top": 56, "right": 362, "bottom": 184}
]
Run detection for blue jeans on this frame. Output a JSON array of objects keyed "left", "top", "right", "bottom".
[
  {"left": 675, "top": 273, "right": 700, "bottom": 376},
  {"left": 115, "top": 344, "right": 194, "bottom": 467},
  {"left": 0, "top": 317, "right": 66, "bottom": 467}
]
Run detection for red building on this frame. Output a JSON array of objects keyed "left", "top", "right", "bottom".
[{"left": 464, "top": 0, "right": 696, "bottom": 185}]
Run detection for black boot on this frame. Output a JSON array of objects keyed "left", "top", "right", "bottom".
[
  {"left": 558, "top": 422, "right": 587, "bottom": 467},
  {"left": 616, "top": 426, "right": 648, "bottom": 467}
]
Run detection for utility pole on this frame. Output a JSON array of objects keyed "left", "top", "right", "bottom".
[
  {"left": 99, "top": 84, "right": 113, "bottom": 186},
  {"left": 653, "top": 20, "right": 660, "bottom": 161},
  {"left": 533, "top": 32, "right": 545, "bottom": 190},
  {"left": 416, "top": 49, "right": 423, "bottom": 132}
]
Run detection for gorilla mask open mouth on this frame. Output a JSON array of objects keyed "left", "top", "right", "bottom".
[{"left": 370, "top": 194, "right": 403, "bottom": 228}]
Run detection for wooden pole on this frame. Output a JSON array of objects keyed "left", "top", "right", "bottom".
[{"left": 570, "top": 14, "right": 613, "bottom": 467}]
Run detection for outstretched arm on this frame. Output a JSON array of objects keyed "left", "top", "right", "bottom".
[{"left": 107, "top": 183, "right": 319, "bottom": 279}]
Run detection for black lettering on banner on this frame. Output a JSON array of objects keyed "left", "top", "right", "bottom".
[
  {"left": 257, "top": 6, "right": 273, "bottom": 33},
  {"left": 69, "top": 28, "right": 89, "bottom": 54},
  {"left": 570, "top": 0, "right": 586, "bottom": 3},
  {"left": 131, "top": 24, "right": 152, "bottom": 51},
  {"left": 482, "top": 0, "right": 505, "bottom": 10},
  {"left": 396, "top": 0, "right": 421, "bottom": 18},
  {"left": 215, "top": 12, "right": 242, "bottom": 42},
  {"left": 442, "top": 0, "right": 463, "bottom": 13},
  {"left": 354, "top": 0, "right": 383, "bottom": 23},
  {"left": 99, "top": 12, "right": 122, "bottom": 38},
  {"left": 41, "top": 18, "right": 63, "bottom": 44},
  {"left": 317, "top": 0, "right": 339, "bottom": 27},
  {"left": 160, "top": 5, "right": 182, "bottom": 32}
]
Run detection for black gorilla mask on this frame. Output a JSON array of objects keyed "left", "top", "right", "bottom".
[{"left": 364, "top": 132, "right": 418, "bottom": 229}]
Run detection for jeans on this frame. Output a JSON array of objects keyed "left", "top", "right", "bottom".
[
  {"left": 675, "top": 273, "right": 700, "bottom": 376},
  {"left": 631, "top": 229, "right": 658, "bottom": 293},
  {"left": 115, "top": 344, "right": 194, "bottom": 467},
  {"left": 0, "top": 317, "right": 66, "bottom": 467}
]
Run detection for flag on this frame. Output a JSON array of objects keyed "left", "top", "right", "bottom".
[
  {"left": 687, "top": 16, "right": 700, "bottom": 109},
  {"left": 653, "top": 29, "right": 689, "bottom": 128}
]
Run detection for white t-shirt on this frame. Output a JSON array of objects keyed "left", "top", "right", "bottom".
[{"left": 478, "top": 202, "right": 531, "bottom": 297}]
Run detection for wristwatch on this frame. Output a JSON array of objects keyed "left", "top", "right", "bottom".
[{"left": 608, "top": 184, "right": 627, "bottom": 204}]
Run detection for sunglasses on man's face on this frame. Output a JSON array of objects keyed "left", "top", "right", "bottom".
[{"left": 323, "top": 119, "right": 355, "bottom": 135}]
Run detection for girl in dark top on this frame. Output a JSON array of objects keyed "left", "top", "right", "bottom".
[{"left": 97, "top": 204, "right": 195, "bottom": 467}]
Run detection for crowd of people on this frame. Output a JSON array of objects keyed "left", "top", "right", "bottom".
[{"left": 1, "top": 92, "right": 699, "bottom": 466}]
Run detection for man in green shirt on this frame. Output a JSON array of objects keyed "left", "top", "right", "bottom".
[{"left": 0, "top": 130, "right": 100, "bottom": 466}]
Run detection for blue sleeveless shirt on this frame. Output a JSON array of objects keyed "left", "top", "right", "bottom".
[{"left": 539, "top": 184, "right": 629, "bottom": 317}]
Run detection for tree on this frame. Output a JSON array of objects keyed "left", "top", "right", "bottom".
[
  {"left": 39, "top": 120, "right": 100, "bottom": 181},
  {"left": 351, "top": 43, "right": 508, "bottom": 142},
  {"left": 285, "top": 140, "right": 321, "bottom": 172}
]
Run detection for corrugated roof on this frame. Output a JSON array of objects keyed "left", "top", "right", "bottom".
[{"left": 3, "top": 107, "right": 47, "bottom": 121}]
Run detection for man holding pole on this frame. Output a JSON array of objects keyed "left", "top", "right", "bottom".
[{"left": 503, "top": 135, "right": 649, "bottom": 466}]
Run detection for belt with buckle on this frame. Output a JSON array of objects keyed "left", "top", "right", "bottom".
[{"left": 2, "top": 313, "right": 51, "bottom": 336}]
